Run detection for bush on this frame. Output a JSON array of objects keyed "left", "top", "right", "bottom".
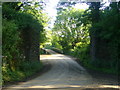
[
  {"left": 2, "top": 19, "right": 21, "bottom": 71},
  {"left": 19, "top": 61, "right": 43, "bottom": 76},
  {"left": 73, "top": 43, "right": 90, "bottom": 61},
  {"left": 2, "top": 2, "right": 44, "bottom": 84},
  {"left": 2, "top": 61, "right": 43, "bottom": 84}
]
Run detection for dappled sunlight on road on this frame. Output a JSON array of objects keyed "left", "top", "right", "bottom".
[
  {"left": 4, "top": 84, "right": 119, "bottom": 90},
  {"left": 99, "top": 85, "right": 119, "bottom": 89},
  {"left": 40, "top": 54, "right": 69, "bottom": 60}
]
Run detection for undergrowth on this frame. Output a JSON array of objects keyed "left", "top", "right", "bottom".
[
  {"left": 2, "top": 61, "right": 43, "bottom": 85},
  {"left": 56, "top": 46, "right": 118, "bottom": 75}
]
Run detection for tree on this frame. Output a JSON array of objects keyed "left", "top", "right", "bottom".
[
  {"left": 86, "top": 1, "right": 120, "bottom": 72},
  {"left": 52, "top": 7, "right": 90, "bottom": 53},
  {"left": 87, "top": 2, "right": 101, "bottom": 62},
  {"left": 2, "top": 2, "right": 45, "bottom": 70}
]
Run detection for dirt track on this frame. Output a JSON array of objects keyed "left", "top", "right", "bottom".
[{"left": 3, "top": 50, "right": 119, "bottom": 90}]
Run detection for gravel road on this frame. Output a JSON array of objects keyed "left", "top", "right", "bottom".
[{"left": 3, "top": 50, "right": 119, "bottom": 90}]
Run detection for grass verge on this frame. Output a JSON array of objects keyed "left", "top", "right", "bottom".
[
  {"left": 62, "top": 50, "right": 118, "bottom": 75},
  {"left": 2, "top": 61, "right": 43, "bottom": 85}
]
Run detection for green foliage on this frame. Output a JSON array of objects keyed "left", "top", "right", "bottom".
[
  {"left": 91, "top": 2, "right": 120, "bottom": 69},
  {"left": 19, "top": 61, "right": 43, "bottom": 75},
  {"left": 2, "top": 61, "right": 43, "bottom": 84},
  {"left": 52, "top": 2, "right": 119, "bottom": 75},
  {"left": 20, "top": 2, "right": 49, "bottom": 45},
  {"left": 2, "top": 67, "right": 24, "bottom": 82},
  {"left": 52, "top": 7, "right": 90, "bottom": 53},
  {"left": 2, "top": 19, "right": 21, "bottom": 71},
  {"left": 2, "top": 2, "right": 48, "bottom": 84},
  {"left": 85, "top": 2, "right": 119, "bottom": 74}
]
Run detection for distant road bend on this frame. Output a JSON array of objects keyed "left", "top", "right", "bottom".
[{"left": 3, "top": 49, "right": 119, "bottom": 90}]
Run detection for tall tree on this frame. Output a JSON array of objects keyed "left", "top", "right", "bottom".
[
  {"left": 52, "top": 7, "right": 90, "bottom": 53},
  {"left": 2, "top": 2, "right": 45, "bottom": 70},
  {"left": 88, "top": 2, "right": 101, "bottom": 61}
]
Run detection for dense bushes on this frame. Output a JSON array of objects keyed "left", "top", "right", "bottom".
[
  {"left": 2, "top": 19, "right": 21, "bottom": 71},
  {"left": 2, "top": 61, "right": 43, "bottom": 83},
  {"left": 87, "top": 2, "right": 119, "bottom": 74},
  {"left": 2, "top": 2, "right": 46, "bottom": 84},
  {"left": 52, "top": 2, "right": 119, "bottom": 74}
]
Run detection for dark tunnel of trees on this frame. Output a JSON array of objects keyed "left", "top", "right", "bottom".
[{"left": 1, "top": 1, "right": 120, "bottom": 84}]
